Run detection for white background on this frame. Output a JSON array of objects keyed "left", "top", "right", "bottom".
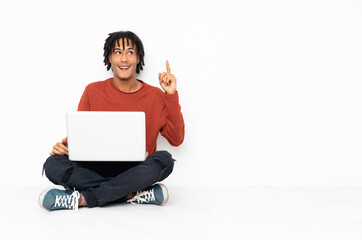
[{"left": 0, "top": 0, "right": 361, "bottom": 188}]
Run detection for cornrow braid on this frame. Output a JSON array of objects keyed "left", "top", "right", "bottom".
[{"left": 103, "top": 31, "right": 145, "bottom": 74}]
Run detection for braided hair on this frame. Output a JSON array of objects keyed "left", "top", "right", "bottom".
[{"left": 103, "top": 31, "right": 145, "bottom": 74}]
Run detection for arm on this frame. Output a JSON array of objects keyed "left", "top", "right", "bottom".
[
  {"left": 160, "top": 92, "right": 185, "bottom": 146},
  {"left": 159, "top": 60, "right": 185, "bottom": 146}
]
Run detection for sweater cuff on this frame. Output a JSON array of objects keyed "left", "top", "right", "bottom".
[{"left": 165, "top": 91, "right": 180, "bottom": 104}]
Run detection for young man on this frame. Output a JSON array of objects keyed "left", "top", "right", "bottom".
[{"left": 39, "top": 31, "right": 185, "bottom": 211}]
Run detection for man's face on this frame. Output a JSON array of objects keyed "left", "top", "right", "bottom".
[{"left": 109, "top": 38, "right": 139, "bottom": 81}]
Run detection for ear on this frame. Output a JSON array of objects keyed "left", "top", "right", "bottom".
[
  {"left": 108, "top": 54, "right": 113, "bottom": 71},
  {"left": 109, "top": 54, "right": 113, "bottom": 67}
]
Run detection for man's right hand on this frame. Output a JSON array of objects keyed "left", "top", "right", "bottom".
[{"left": 50, "top": 138, "right": 68, "bottom": 156}]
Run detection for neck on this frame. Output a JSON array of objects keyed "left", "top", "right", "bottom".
[{"left": 113, "top": 77, "right": 141, "bottom": 93}]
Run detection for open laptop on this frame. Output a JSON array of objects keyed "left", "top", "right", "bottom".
[{"left": 66, "top": 111, "right": 147, "bottom": 161}]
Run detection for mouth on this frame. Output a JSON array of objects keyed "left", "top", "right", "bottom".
[{"left": 118, "top": 66, "right": 130, "bottom": 71}]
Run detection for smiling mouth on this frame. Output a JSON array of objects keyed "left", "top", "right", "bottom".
[{"left": 119, "top": 66, "right": 130, "bottom": 71}]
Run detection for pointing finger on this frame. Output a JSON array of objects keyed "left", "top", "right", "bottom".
[{"left": 166, "top": 60, "right": 171, "bottom": 73}]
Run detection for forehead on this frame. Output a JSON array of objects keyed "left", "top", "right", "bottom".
[{"left": 114, "top": 37, "right": 135, "bottom": 50}]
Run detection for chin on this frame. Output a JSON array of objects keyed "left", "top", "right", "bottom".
[
  {"left": 114, "top": 73, "right": 132, "bottom": 81},
  {"left": 117, "top": 77, "right": 131, "bottom": 81}
]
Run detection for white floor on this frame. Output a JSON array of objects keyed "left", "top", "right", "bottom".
[{"left": 1, "top": 186, "right": 362, "bottom": 240}]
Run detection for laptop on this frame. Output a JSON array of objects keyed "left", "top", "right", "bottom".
[{"left": 66, "top": 111, "right": 147, "bottom": 161}]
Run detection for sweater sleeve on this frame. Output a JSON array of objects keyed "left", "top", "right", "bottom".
[
  {"left": 160, "top": 92, "right": 185, "bottom": 146},
  {"left": 77, "top": 87, "right": 91, "bottom": 111}
]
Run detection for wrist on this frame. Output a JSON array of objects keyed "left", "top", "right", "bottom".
[{"left": 166, "top": 90, "right": 177, "bottom": 94}]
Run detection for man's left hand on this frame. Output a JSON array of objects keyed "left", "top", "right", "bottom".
[{"left": 159, "top": 60, "right": 177, "bottom": 94}]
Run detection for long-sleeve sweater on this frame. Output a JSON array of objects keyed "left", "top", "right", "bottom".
[{"left": 77, "top": 78, "right": 185, "bottom": 155}]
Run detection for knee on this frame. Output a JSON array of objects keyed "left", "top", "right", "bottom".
[
  {"left": 43, "top": 154, "right": 69, "bottom": 172},
  {"left": 43, "top": 155, "right": 74, "bottom": 184},
  {"left": 150, "top": 151, "right": 175, "bottom": 170},
  {"left": 43, "top": 155, "right": 57, "bottom": 173},
  {"left": 148, "top": 151, "right": 175, "bottom": 181}
]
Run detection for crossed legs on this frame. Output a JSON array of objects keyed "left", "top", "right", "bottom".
[{"left": 42, "top": 151, "right": 175, "bottom": 208}]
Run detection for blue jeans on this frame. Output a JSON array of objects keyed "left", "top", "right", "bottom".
[{"left": 42, "top": 151, "right": 175, "bottom": 207}]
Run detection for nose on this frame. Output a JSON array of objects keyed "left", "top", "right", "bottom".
[{"left": 121, "top": 52, "right": 128, "bottom": 62}]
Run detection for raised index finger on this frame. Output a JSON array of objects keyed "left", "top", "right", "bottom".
[{"left": 166, "top": 60, "right": 171, "bottom": 73}]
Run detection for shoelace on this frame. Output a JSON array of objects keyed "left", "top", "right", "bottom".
[
  {"left": 127, "top": 188, "right": 155, "bottom": 204},
  {"left": 54, "top": 190, "right": 80, "bottom": 212}
]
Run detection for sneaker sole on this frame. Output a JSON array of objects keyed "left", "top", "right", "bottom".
[
  {"left": 38, "top": 188, "right": 53, "bottom": 210},
  {"left": 158, "top": 183, "right": 169, "bottom": 205},
  {"left": 38, "top": 187, "right": 64, "bottom": 210}
]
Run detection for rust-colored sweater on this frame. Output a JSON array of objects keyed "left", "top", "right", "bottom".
[{"left": 77, "top": 78, "right": 185, "bottom": 155}]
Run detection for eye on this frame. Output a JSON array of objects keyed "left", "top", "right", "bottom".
[{"left": 127, "top": 51, "right": 134, "bottom": 55}]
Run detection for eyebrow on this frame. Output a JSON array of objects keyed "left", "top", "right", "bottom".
[{"left": 114, "top": 47, "right": 135, "bottom": 51}]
